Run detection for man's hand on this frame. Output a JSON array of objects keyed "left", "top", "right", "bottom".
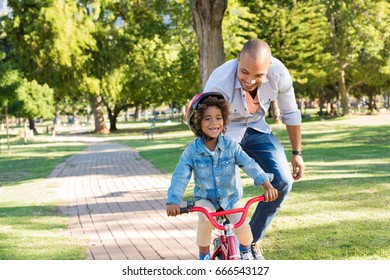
[
  {"left": 292, "top": 155, "right": 305, "bottom": 180},
  {"left": 166, "top": 204, "right": 180, "bottom": 216},
  {"left": 262, "top": 181, "right": 278, "bottom": 202}
]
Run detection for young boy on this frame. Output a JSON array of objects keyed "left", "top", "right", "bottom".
[{"left": 166, "top": 92, "right": 278, "bottom": 260}]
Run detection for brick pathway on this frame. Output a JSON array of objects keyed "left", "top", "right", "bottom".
[{"left": 52, "top": 139, "right": 198, "bottom": 260}]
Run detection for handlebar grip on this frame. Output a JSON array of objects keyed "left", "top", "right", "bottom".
[{"left": 179, "top": 207, "right": 189, "bottom": 214}]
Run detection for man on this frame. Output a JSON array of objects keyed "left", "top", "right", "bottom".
[{"left": 203, "top": 38, "right": 305, "bottom": 259}]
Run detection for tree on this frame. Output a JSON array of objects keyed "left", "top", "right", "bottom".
[
  {"left": 78, "top": 0, "right": 186, "bottom": 132},
  {"left": 3, "top": 77, "right": 54, "bottom": 143},
  {"left": 326, "top": 0, "right": 390, "bottom": 115},
  {"left": 160, "top": 0, "right": 200, "bottom": 112},
  {"left": 190, "top": 0, "right": 227, "bottom": 88},
  {"left": 222, "top": 0, "right": 257, "bottom": 60},
  {"left": 0, "top": 63, "right": 20, "bottom": 151},
  {"left": 347, "top": 1, "right": 390, "bottom": 113},
  {"left": 5, "top": 0, "right": 96, "bottom": 128},
  {"left": 242, "top": 0, "right": 334, "bottom": 100},
  {"left": 9, "top": 79, "right": 54, "bottom": 124}
]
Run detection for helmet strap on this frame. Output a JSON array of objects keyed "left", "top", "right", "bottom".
[{"left": 201, "top": 132, "right": 216, "bottom": 142}]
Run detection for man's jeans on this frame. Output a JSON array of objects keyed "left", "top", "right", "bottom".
[{"left": 240, "top": 128, "right": 294, "bottom": 242}]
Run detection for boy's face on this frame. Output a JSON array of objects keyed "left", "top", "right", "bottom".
[{"left": 201, "top": 106, "right": 224, "bottom": 139}]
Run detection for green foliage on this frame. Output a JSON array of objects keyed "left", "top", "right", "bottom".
[
  {"left": 283, "top": 1, "right": 334, "bottom": 88},
  {"left": 74, "top": 0, "right": 198, "bottom": 129},
  {"left": 323, "top": 0, "right": 390, "bottom": 113},
  {"left": 1, "top": 0, "right": 389, "bottom": 123},
  {"left": 9, "top": 79, "right": 54, "bottom": 119},
  {"left": 237, "top": 0, "right": 335, "bottom": 97},
  {"left": 4, "top": 0, "right": 96, "bottom": 120},
  {"left": 159, "top": 0, "right": 200, "bottom": 105},
  {"left": 223, "top": 0, "right": 257, "bottom": 60},
  {"left": 233, "top": 0, "right": 390, "bottom": 105},
  {"left": 0, "top": 63, "right": 21, "bottom": 108}
]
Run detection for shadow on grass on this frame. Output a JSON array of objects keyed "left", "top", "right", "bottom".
[{"left": 0, "top": 141, "right": 87, "bottom": 187}]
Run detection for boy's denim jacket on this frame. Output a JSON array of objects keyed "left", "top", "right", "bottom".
[{"left": 166, "top": 134, "right": 272, "bottom": 210}]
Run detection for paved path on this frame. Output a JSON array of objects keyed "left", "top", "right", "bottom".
[{"left": 51, "top": 138, "right": 198, "bottom": 260}]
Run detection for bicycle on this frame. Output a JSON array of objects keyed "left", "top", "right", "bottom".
[{"left": 179, "top": 192, "right": 283, "bottom": 260}]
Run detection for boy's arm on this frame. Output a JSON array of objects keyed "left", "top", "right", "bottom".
[{"left": 166, "top": 148, "right": 193, "bottom": 210}]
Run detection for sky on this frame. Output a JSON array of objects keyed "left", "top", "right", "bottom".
[{"left": 0, "top": 0, "right": 10, "bottom": 15}]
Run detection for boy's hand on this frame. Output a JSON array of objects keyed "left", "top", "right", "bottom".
[
  {"left": 166, "top": 204, "right": 180, "bottom": 216},
  {"left": 262, "top": 181, "right": 278, "bottom": 202}
]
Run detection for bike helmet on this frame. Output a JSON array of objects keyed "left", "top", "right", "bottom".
[{"left": 186, "top": 92, "right": 225, "bottom": 132}]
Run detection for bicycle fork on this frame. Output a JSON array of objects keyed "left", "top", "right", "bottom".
[{"left": 225, "top": 224, "right": 239, "bottom": 260}]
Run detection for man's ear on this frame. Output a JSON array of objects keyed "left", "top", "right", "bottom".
[{"left": 237, "top": 53, "right": 241, "bottom": 61}]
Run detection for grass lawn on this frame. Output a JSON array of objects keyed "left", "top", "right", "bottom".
[{"left": 0, "top": 135, "right": 87, "bottom": 260}]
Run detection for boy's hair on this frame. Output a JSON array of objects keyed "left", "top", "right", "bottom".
[{"left": 192, "top": 96, "right": 231, "bottom": 137}]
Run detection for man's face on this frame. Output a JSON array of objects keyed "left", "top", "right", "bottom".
[{"left": 237, "top": 52, "right": 271, "bottom": 92}]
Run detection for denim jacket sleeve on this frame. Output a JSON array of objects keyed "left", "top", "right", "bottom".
[
  {"left": 232, "top": 141, "right": 272, "bottom": 186},
  {"left": 166, "top": 146, "right": 193, "bottom": 205}
]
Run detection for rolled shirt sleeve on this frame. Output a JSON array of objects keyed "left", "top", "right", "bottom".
[{"left": 269, "top": 58, "right": 301, "bottom": 126}]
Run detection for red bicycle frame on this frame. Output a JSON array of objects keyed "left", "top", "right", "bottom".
[{"left": 180, "top": 195, "right": 266, "bottom": 260}]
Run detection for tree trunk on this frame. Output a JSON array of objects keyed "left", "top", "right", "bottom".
[
  {"left": 53, "top": 93, "right": 60, "bottom": 136},
  {"left": 338, "top": 68, "right": 349, "bottom": 116},
  {"left": 368, "top": 92, "right": 377, "bottom": 115},
  {"left": 28, "top": 117, "right": 38, "bottom": 135},
  {"left": 190, "top": 0, "right": 227, "bottom": 88},
  {"left": 134, "top": 106, "right": 140, "bottom": 121},
  {"left": 92, "top": 95, "right": 109, "bottom": 133},
  {"left": 330, "top": 12, "right": 349, "bottom": 116},
  {"left": 24, "top": 119, "right": 28, "bottom": 144},
  {"left": 107, "top": 105, "right": 123, "bottom": 132},
  {"left": 5, "top": 107, "right": 10, "bottom": 153},
  {"left": 108, "top": 113, "right": 117, "bottom": 132},
  {"left": 270, "top": 100, "right": 282, "bottom": 124}
]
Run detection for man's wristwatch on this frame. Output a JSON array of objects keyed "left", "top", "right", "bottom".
[{"left": 292, "top": 150, "right": 303, "bottom": 156}]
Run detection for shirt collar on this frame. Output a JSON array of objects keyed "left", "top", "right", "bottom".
[{"left": 195, "top": 134, "right": 225, "bottom": 154}]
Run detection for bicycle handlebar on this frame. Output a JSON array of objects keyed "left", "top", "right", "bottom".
[{"left": 179, "top": 191, "right": 284, "bottom": 230}]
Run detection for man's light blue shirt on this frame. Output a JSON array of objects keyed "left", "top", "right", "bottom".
[{"left": 166, "top": 135, "right": 272, "bottom": 210}]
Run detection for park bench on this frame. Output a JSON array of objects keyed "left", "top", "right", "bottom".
[{"left": 143, "top": 121, "right": 156, "bottom": 139}]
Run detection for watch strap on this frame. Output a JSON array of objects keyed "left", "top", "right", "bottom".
[{"left": 292, "top": 150, "right": 303, "bottom": 156}]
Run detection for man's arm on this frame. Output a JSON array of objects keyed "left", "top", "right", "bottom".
[{"left": 286, "top": 124, "right": 305, "bottom": 180}]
